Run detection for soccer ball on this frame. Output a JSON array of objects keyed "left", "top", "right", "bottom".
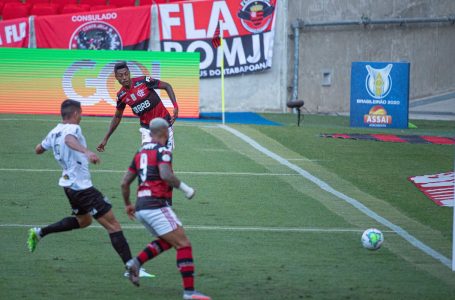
[{"left": 361, "top": 228, "right": 384, "bottom": 250}]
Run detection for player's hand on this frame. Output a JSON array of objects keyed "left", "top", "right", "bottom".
[
  {"left": 97, "top": 139, "right": 107, "bottom": 152},
  {"left": 125, "top": 204, "right": 136, "bottom": 220},
  {"left": 86, "top": 151, "right": 100, "bottom": 164}
]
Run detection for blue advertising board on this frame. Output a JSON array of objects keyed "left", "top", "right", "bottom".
[{"left": 350, "top": 61, "right": 410, "bottom": 128}]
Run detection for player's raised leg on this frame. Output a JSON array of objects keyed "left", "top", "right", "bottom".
[{"left": 27, "top": 214, "right": 91, "bottom": 252}]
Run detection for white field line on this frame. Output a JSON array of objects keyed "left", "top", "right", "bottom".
[
  {"left": 0, "top": 223, "right": 396, "bottom": 233},
  {"left": 286, "top": 158, "right": 334, "bottom": 162},
  {"left": 0, "top": 168, "right": 297, "bottom": 177},
  {"left": 220, "top": 125, "right": 452, "bottom": 268},
  {"left": 0, "top": 118, "right": 218, "bottom": 127}
]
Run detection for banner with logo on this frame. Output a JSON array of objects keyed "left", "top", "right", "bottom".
[
  {"left": 350, "top": 62, "right": 410, "bottom": 128},
  {"left": 35, "top": 6, "right": 150, "bottom": 50},
  {"left": 158, "top": 0, "right": 277, "bottom": 78},
  {"left": 0, "top": 48, "right": 200, "bottom": 118},
  {"left": 0, "top": 18, "right": 29, "bottom": 48}
]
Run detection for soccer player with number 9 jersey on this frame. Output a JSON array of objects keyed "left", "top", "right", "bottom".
[{"left": 121, "top": 118, "right": 211, "bottom": 300}]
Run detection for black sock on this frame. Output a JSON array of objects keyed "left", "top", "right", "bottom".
[
  {"left": 109, "top": 231, "right": 132, "bottom": 264},
  {"left": 41, "top": 217, "right": 80, "bottom": 237}
]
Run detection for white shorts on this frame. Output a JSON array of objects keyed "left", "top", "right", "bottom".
[
  {"left": 135, "top": 207, "right": 182, "bottom": 237},
  {"left": 140, "top": 126, "right": 175, "bottom": 149}
]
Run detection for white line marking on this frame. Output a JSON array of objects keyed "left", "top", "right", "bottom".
[
  {"left": 0, "top": 168, "right": 297, "bottom": 177},
  {"left": 220, "top": 125, "right": 452, "bottom": 268},
  {"left": 286, "top": 158, "right": 333, "bottom": 162},
  {"left": 0, "top": 118, "right": 218, "bottom": 127},
  {"left": 0, "top": 223, "right": 395, "bottom": 233}
]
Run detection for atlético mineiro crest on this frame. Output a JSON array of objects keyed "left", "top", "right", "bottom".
[
  {"left": 70, "top": 21, "right": 122, "bottom": 50},
  {"left": 237, "top": 0, "right": 275, "bottom": 34}
]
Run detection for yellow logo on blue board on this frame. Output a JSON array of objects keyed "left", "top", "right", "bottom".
[{"left": 365, "top": 64, "right": 393, "bottom": 99}]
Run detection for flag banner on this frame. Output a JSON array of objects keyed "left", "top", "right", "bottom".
[
  {"left": 158, "top": 0, "right": 278, "bottom": 78},
  {"left": 0, "top": 18, "right": 29, "bottom": 48},
  {"left": 35, "top": 6, "right": 150, "bottom": 50},
  {"left": 409, "top": 172, "right": 454, "bottom": 207},
  {"left": 0, "top": 48, "right": 200, "bottom": 118}
]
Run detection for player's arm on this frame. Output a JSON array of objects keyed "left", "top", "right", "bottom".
[
  {"left": 65, "top": 134, "right": 100, "bottom": 164},
  {"left": 158, "top": 81, "right": 179, "bottom": 124},
  {"left": 36, "top": 132, "right": 52, "bottom": 155},
  {"left": 97, "top": 107, "right": 124, "bottom": 152},
  {"left": 158, "top": 164, "right": 195, "bottom": 199},
  {"left": 121, "top": 170, "right": 137, "bottom": 220}
]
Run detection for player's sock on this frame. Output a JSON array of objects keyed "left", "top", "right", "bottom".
[
  {"left": 177, "top": 246, "right": 195, "bottom": 291},
  {"left": 109, "top": 231, "right": 132, "bottom": 264},
  {"left": 41, "top": 217, "right": 80, "bottom": 237},
  {"left": 137, "top": 239, "right": 172, "bottom": 265}
]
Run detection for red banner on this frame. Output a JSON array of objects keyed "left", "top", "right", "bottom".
[
  {"left": 35, "top": 6, "right": 151, "bottom": 50},
  {"left": 0, "top": 18, "right": 29, "bottom": 48},
  {"left": 408, "top": 172, "right": 454, "bottom": 207},
  {"left": 158, "top": 0, "right": 278, "bottom": 78}
]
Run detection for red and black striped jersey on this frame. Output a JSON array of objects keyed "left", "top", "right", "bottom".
[
  {"left": 128, "top": 142, "right": 174, "bottom": 210},
  {"left": 116, "top": 76, "right": 171, "bottom": 128}
]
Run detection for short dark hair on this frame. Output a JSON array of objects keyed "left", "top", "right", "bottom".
[
  {"left": 114, "top": 61, "right": 129, "bottom": 73},
  {"left": 61, "top": 99, "right": 81, "bottom": 119}
]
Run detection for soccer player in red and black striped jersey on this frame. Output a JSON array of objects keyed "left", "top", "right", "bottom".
[
  {"left": 97, "top": 61, "right": 179, "bottom": 152},
  {"left": 121, "top": 118, "right": 211, "bottom": 300}
]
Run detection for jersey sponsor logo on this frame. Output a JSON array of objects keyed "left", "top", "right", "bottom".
[
  {"left": 238, "top": 0, "right": 275, "bottom": 34},
  {"left": 134, "top": 80, "right": 144, "bottom": 88},
  {"left": 132, "top": 99, "right": 151, "bottom": 115},
  {"left": 69, "top": 21, "right": 122, "bottom": 50}
]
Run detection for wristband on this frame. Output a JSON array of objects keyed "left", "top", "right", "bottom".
[{"left": 179, "top": 182, "right": 192, "bottom": 194}]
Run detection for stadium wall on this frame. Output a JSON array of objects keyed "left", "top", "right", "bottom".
[
  {"left": 287, "top": 0, "right": 455, "bottom": 113},
  {"left": 193, "top": 0, "right": 289, "bottom": 113}
]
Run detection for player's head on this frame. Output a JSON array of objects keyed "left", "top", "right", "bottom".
[
  {"left": 61, "top": 99, "right": 82, "bottom": 124},
  {"left": 114, "top": 61, "right": 131, "bottom": 88},
  {"left": 149, "top": 118, "right": 169, "bottom": 144}
]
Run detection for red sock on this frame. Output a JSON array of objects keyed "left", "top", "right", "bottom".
[
  {"left": 137, "top": 239, "right": 172, "bottom": 265},
  {"left": 177, "top": 246, "right": 195, "bottom": 291}
]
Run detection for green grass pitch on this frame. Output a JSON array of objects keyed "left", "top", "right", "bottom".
[{"left": 0, "top": 113, "right": 454, "bottom": 299}]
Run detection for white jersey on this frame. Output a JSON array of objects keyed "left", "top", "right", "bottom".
[{"left": 41, "top": 123, "right": 92, "bottom": 191}]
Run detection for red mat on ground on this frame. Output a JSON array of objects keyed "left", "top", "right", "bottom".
[
  {"left": 408, "top": 172, "right": 454, "bottom": 207},
  {"left": 321, "top": 134, "right": 455, "bottom": 145}
]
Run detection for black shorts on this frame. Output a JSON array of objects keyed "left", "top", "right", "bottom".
[{"left": 64, "top": 187, "right": 112, "bottom": 219}]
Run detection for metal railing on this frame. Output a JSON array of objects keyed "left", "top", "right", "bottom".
[{"left": 293, "top": 15, "right": 455, "bottom": 29}]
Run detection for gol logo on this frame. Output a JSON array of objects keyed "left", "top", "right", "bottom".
[{"left": 364, "top": 105, "right": 392, "bottom": 125}]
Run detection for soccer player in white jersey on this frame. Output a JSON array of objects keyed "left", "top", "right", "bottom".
[{"left": 27, "top": 99, "right": 134, "bottom": 269}]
